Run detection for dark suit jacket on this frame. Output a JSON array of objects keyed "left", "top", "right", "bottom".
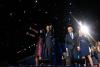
[
  {"left": 45, "top": 32, "right": 55, "bottom": 48},
  {"left": 42, "top": 32, "right": 55, "bottom": 59},
  {"left": 65, "top": 32, "right": 78, "bottom": 54}
]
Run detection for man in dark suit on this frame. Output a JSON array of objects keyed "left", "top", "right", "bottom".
[
  {"left": 64, "top": 26, "right": 78, "bottom": 67},
  {"left": 43, "top": 25, "right": 55, "bottom": 64}
]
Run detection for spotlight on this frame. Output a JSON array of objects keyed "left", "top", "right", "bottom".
[
  {"left": 80, "top": 25, "right": 89, "bottom": 34},
  {"left": 78, "top": 21, "right": 90, "bottom": 35}
]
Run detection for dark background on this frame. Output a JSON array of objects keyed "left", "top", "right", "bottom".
[{"left": 0, "top": 0, "right": 100, "bottom": 64}]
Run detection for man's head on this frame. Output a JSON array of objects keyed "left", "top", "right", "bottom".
[
  {"left": 46, "top": 25, "right": 50, "bottom": 32},
  {"left": 67, "top": 26, "right": 73, "bottom": 33}
]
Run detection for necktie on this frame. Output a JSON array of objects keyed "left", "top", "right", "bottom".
[{"left": 70, "top": 33, "right": 74, "bottom": 39}]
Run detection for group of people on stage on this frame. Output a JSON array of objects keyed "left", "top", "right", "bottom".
[
  {"left": 35, "top": 24, "right": 55, "bottom": 65},
  {"left": 34, "top": 24, "right": 100, "bottom": 67}
]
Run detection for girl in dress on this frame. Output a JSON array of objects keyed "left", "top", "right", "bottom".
[{"left": 77, "top": 29, "right": 94, "bottom": 67}]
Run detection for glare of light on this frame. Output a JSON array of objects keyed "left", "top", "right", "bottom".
[
  {"left": 78, "top": 21, "right": 96, "bottom": 42},
  {"left": 80, "top": 25, "right": 89, "bottom": 34},
  {"left": 78, "top": 21, "right": 82, "bottom": 26},
  {"left": 78, "top": 21, "right": 90, "bottom": 35},
  {"left": 72, "top": 16, "right": 96, "bottom": 42}
]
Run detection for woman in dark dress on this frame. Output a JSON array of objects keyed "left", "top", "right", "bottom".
[
  {"left": 42, "top": 25, "right": 55, "bottom": 65},
  {"left": 79, "top": 36, "right": 90, "bottom": 57},
  {"left": 77, "top": 29, "right": 93, "bottom": 67}
]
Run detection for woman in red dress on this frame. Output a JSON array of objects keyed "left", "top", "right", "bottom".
[{"left": 35, "top": 30, "right": 44, "bottom": 65}]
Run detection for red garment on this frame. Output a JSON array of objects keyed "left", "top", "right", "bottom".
[{"left": 36, "top": 37, "right": 44, "bottom": 57}]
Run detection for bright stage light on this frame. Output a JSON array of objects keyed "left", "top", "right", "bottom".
[
  {"left": 80, "top": 25, "right": 89, "bottom": 34},
  {"left": 72, "top": 15, "right": 96, "bottom": 42},
  {"left": 78, "top": 21, "right": 90, "bottom": 35}
]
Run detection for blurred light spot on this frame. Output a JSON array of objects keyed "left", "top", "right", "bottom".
[
  {"left": 24, "top": 10, "right": 26, "bottom": 14},
  {"left": 45, "top": 11, "right": 48, "bottom": 14},
  {"left": 10, "top": 13, "right": 13, "bottom": 16}
]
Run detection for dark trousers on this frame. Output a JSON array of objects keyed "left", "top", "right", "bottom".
[{"left": 43, "top": 47, "right": 53, "bottom": 64}]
